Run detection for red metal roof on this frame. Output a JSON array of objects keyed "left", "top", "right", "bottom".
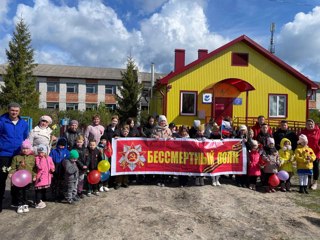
[
  {"left": 219, "top": 78, "right": 255, "bottom": 92},
  {"left": 159, "top": 35, "right": 318, "bottom": 90}
]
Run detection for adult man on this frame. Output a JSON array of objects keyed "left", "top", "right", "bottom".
[
  {"left": 0, "top": 103, "right": 29, "bottom": 212},
  {"left": 273, "top": 120, "right": 298, "bottom": 151},
  {"left": 252, "top": 115, "right": 272, "bottom": 139},
  {"left": 300, "top": 119, "right": 320, "bottom": 190}
]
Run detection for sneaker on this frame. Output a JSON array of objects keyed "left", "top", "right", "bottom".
[
  {"left": 212, "top": 181, "right": 217, "bottom": 186},
  {"left": 86, "top": 192, "right": 92, "bottom": 197},
  {"left": 216, "top": 180, "right": 221, "bottom": 186},
  {"left": 311, "top": 182, "right": 317, "bottom": 190},
  {"left": 161, "top": 183, "right": 165, "bottom": 187},
  {"left": 99, "top": 186, "right": 104, "bottom": 192},
  {"left": 17, "top": 206, "right": 24, "bottom": 214},
  {"left": 280, "top": 187, "right": 286, "bottom": 192},
  {"left": 73, "top": 196, "right": 80, "bottom": 202},
  {"left": 157, "top": 182, "right": 162, "bottom": 187},
  {"left": 93, "top": 191, "right": 100, "bottom": 196},
  {"left": 271, "top": 189, "right": 276, "bottom": 193},
  {"left": 35, "top": 200, "right": 46, "bottom": 209},
  {"left": 23, "top": 205, "right": 29, "bottom": 213},
  {"left": 103, "top": 187, "right": 110, "bottom": 192},
  {"left": 79, "top": 194, "right": 85, "bottom": 199},
  {"left": 67, "top": 199, "right": 75, "bottom": 205}
]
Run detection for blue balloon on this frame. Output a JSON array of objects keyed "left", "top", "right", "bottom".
[{"left": 100, "top": 171, "right": 111, "bottom": 182}]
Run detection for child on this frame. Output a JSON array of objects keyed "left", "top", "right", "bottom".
[
  {"left": 85, "top": 139, "right": 102, "bottom": 196},
  {"left": 62, "top": 150, "right": 79, "bottom": 204},
  {"left": 98, "top": 135, "right": 111, "bottom": 192},
  {"left": 8, "top": 139, "right": 36, "bottom": 213},
  {"left": 73, "top": 135, "right": 88, "bottom": 198},
  {"left": 50, "top": 138, "right": 70, "bottom": 201},
  {"left": 262, "top": 142, "right": 280, "bottom": 193},
  {"left": 209, "top": 123, "right": 222, "bottom": 140},
  {"left": 34, "top": 145, "right": 55, "bottom": 208},
  {"left": 114, "top": 125, "right": 130, "bottom": 189},
  {"left": 278, "top": 138, "right": 295, "bottom": 192},
  {"left": 294, "top": 134, "right": 316, "bottom": 194},
  {"left": 247, "top": 140, "right": 261, "bottom": 190},
  {"left": 194, "top": 124, "right": 207, "bottom": 186}
]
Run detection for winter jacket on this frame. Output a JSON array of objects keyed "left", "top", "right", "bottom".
[
  {"left": 103, "top": 125, "right": 120, "bottom": 143},
  {"left": 129, "top": 126, "right": 140, "bottom": 137},
  {"left": 84, "top": 124, "right": 105, "bottom": 147},
  {"left": 9, "top": 154, "right": 37, "bottom": 178},
  {"left": 151, "top": 125, "right": 172, "bottom": 139},
  {"left": 248, "top": 150, "right": 261, "bottom": 176},
  {"left": 278, "top": 138, "right": 294, "bottom": 173},
  {"left": 252, "top": 122, "right": 272, "bottom": 140},
  {"left": 73, "top": 146, "right": 88, "bottom": 171},
  {"left": 62, "top": 159, "right": 79, "bottom": 182},
  {"left": 294, "top": 144, "right": 316, "bottom": 170},
  {"left": 34, "top": 155, "right": 55, "bottom": 188},
  {"left": 49, "top": 138, "right": 70, "bottom": 178},
  {"left": 300, "top": 127, "right": 320, "bottom": 158},
  {"left": 28, "top": 125, "right": 52, "bottom": 154},
  {"left": 62, "top": 129, "right": 82, "bottom": 150},
  {"left": 85, "top": 148, "right": 102, "bottom": 171},
  {"left": 273, "top": 128, "right": 298, "bottom": 151},
  {"left": 141, "top": 123, "right": 155, "bottom": 138},
  {"left": 0, "top": 113, "right": 29, "bottom": 157},
  {"left": 257, "top": 131, "right": 272, "bottom": 148}
]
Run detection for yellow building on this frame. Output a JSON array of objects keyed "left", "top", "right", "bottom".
[{"left": 151, "top": 35, "right": 318, "bottom": 127}]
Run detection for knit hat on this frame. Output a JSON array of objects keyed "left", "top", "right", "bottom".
[
  {"left": 37, "top": 144, "right": 47, "bottom": 153},
  {"left": 69, "top": 149, "right": 79, "bottom": 159},
  {"left": 198, "top": 124, "right": 205, "bottom": 131},
  {"left": 298, "top": 134, "right": 308, "bottom": 144},
  {"left": 251, "top": 140, "right": 259, "bottom": 147},
  {"left": 239, "top": 125, "right": 247, "bottom": 132},
  {"left": 193, "top": 120, "right": 201, "bottom": 128},
  {"left": 267, "top": 137, "right": 275, "bottom": 145},
  {"left": 158, "top": 115, "right": 167, "bottom": 123},
  {"left": 21, "top": 139, "right": 32, "bottom": 149},
  {"left": 69, "top": 120, "right": 79, "bottom": 126},
  {"left": 40, "top": 115, "right": 52, "bottom": 124}
]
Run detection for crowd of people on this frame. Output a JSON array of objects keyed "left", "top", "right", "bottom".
[{"left": 0, "top": 103, "right": 319, "bottom": 214}]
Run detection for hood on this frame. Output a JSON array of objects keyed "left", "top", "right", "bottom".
[{"left": 280, "top": 137, "right": 291, "bottom": 148}]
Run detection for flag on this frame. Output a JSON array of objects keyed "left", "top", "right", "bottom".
[
  {"left": 221, "top": 120, "right": 232, "bottom": 136},
  {"left": 105, "top": 141, "right": 113, "bottom": 158}
]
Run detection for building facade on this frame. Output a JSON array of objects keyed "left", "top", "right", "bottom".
[{"left": 0, "top": 64, "right": 163, "bottom": 111}]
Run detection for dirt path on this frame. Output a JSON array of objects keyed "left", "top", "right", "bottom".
[{"left": 1, "top": 180, "right": 319, "bottom": 240}]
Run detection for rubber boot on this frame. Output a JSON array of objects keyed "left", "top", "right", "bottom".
[
  {"left": 285, "top": 181, "right": 291, "bottom": 192},
  {"left": 303, "top": 186, "right": 309, "bottom": 194},
  {"left": 299, "top": 186, "right": 304, "bottom": 194}
]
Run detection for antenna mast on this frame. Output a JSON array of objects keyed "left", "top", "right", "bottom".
[{"left": 269, "top": 23, "right": 276, "bottom": 54}]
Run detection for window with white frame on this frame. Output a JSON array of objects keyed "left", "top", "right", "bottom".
[
  {"left": 105, "top": 85, "right": 116, "bottom": 94},
  {"left": 269, "top": 94, "right": 287, "bottom": 118},
  {"left": 86, "top": 84, "right": 97, "bottom": 94},
  {"left": 86, "top": 103, "right": 97, "bottom": 110},
  {"left": 47, "top": 102, "right": 59, "bottom": 109},
  {"left": 47, "top": 82, "right": 59, "bottom": 92},
  {"left": 66, "top": 83, "right": 78, "bottom": 93},
  {"left": 180, "top": 91, "right": 197, "bottom": 115},
  {"left": 106, "top": 104, "right": 116, "bottom": 111},
  {"left": 66, "top": 103, "right": 78, "bottom": 110}
]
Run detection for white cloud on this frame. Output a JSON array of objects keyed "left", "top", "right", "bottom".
[
  {"left": 3, "top": 0, "right": 228, "bottom": 74},
  {"left": 0, "top": 0, "right": 10, "bottom": 24},
  {"left": 277, "top": 6, "right": 320, "bottom": 81},
  {"left": 133, "top": 0, "right": 168, "bottom": 14}
]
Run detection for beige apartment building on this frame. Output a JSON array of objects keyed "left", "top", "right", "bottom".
[{"left": 0, "top": 64, "right": 163, "bottom": 111}]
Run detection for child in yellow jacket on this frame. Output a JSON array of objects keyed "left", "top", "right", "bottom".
[
  {"left": 294, "top": 134, "right": 316, "bottom": 194},
  {"left": 278, "top": 138, "right": 294, "bottom": 192}
]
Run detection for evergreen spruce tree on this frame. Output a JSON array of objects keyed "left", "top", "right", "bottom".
[
  {"left": 116, "top": 57, "right": 143, "bottom": 123},
  {"left": 0, "top": 18, "right": 39, "bottom": 108}
]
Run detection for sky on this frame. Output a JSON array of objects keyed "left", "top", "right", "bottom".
[{"left": 1, "top": 0, "right": 320, "bottom": 81}]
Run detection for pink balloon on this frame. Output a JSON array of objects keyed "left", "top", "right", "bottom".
[{"left": 12, "top": 170, "right": 32, "bottom": 187}]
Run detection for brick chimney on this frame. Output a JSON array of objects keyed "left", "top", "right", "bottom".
[
  {"left": 174, "top": 49, "right": 185, "bottom": 72},
  {"left": 198, "top": 49, "right": 208, "bottom": 59}
]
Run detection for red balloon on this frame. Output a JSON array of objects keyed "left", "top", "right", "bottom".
[
  {"left": 268, "top": 174, "right": 280, "bottom": 187},
  {"left": 87, "top": 170, "right": 101, "bottom": 185}
]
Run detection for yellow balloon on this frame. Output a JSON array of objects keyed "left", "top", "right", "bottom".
[{"left": 98, "top": 160, "right": 110, "bottom": 172}]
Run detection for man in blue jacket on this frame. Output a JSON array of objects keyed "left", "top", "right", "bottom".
[{"left": 0, "top": 102, "right": 28, "bottom": 212}]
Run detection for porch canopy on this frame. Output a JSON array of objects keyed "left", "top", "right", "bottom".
[{"left": 218, "top": 78, "right": 255, "bottom": 92}]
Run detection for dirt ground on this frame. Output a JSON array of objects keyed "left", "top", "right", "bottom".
[{"left": 0, "top": 177, "right": 319, "bottom": 240}]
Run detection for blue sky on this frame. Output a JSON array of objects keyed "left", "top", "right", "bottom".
[{"left": 1, "top": 0, "right": 320, "bottom": 81}]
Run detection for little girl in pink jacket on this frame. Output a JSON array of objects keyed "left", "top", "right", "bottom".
[{"left": 34, "top": 145, "right": 55, "bottom": 209}]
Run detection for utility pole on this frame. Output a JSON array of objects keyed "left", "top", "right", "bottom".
[{"left": 269, "top": 23, "right": 276, "bottom": 54}]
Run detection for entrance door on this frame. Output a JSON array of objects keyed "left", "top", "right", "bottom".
[{"left": 214, "top": 97, "right": 233, "bottom": 123}]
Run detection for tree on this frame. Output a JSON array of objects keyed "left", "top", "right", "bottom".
[
  {"left": 0, "top": 18, "right": 39, "bottom": 108},
  {"left": 116, "top": 57, "right": 143, "bottom": 123}
]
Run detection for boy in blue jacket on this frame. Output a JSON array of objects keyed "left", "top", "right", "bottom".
[{"left": 50, "top": 138, "right": 70, "bottom": 201}]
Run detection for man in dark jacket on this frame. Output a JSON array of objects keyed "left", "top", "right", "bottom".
[
  {"left": 62, "top": 120, "right": 83, "bottom": 150},
  {"left": 273, "top": 120, "right": 298, "bottom": 151},
  {"left": 0, "top": 103, "right": 29, "bottom": 212}
]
